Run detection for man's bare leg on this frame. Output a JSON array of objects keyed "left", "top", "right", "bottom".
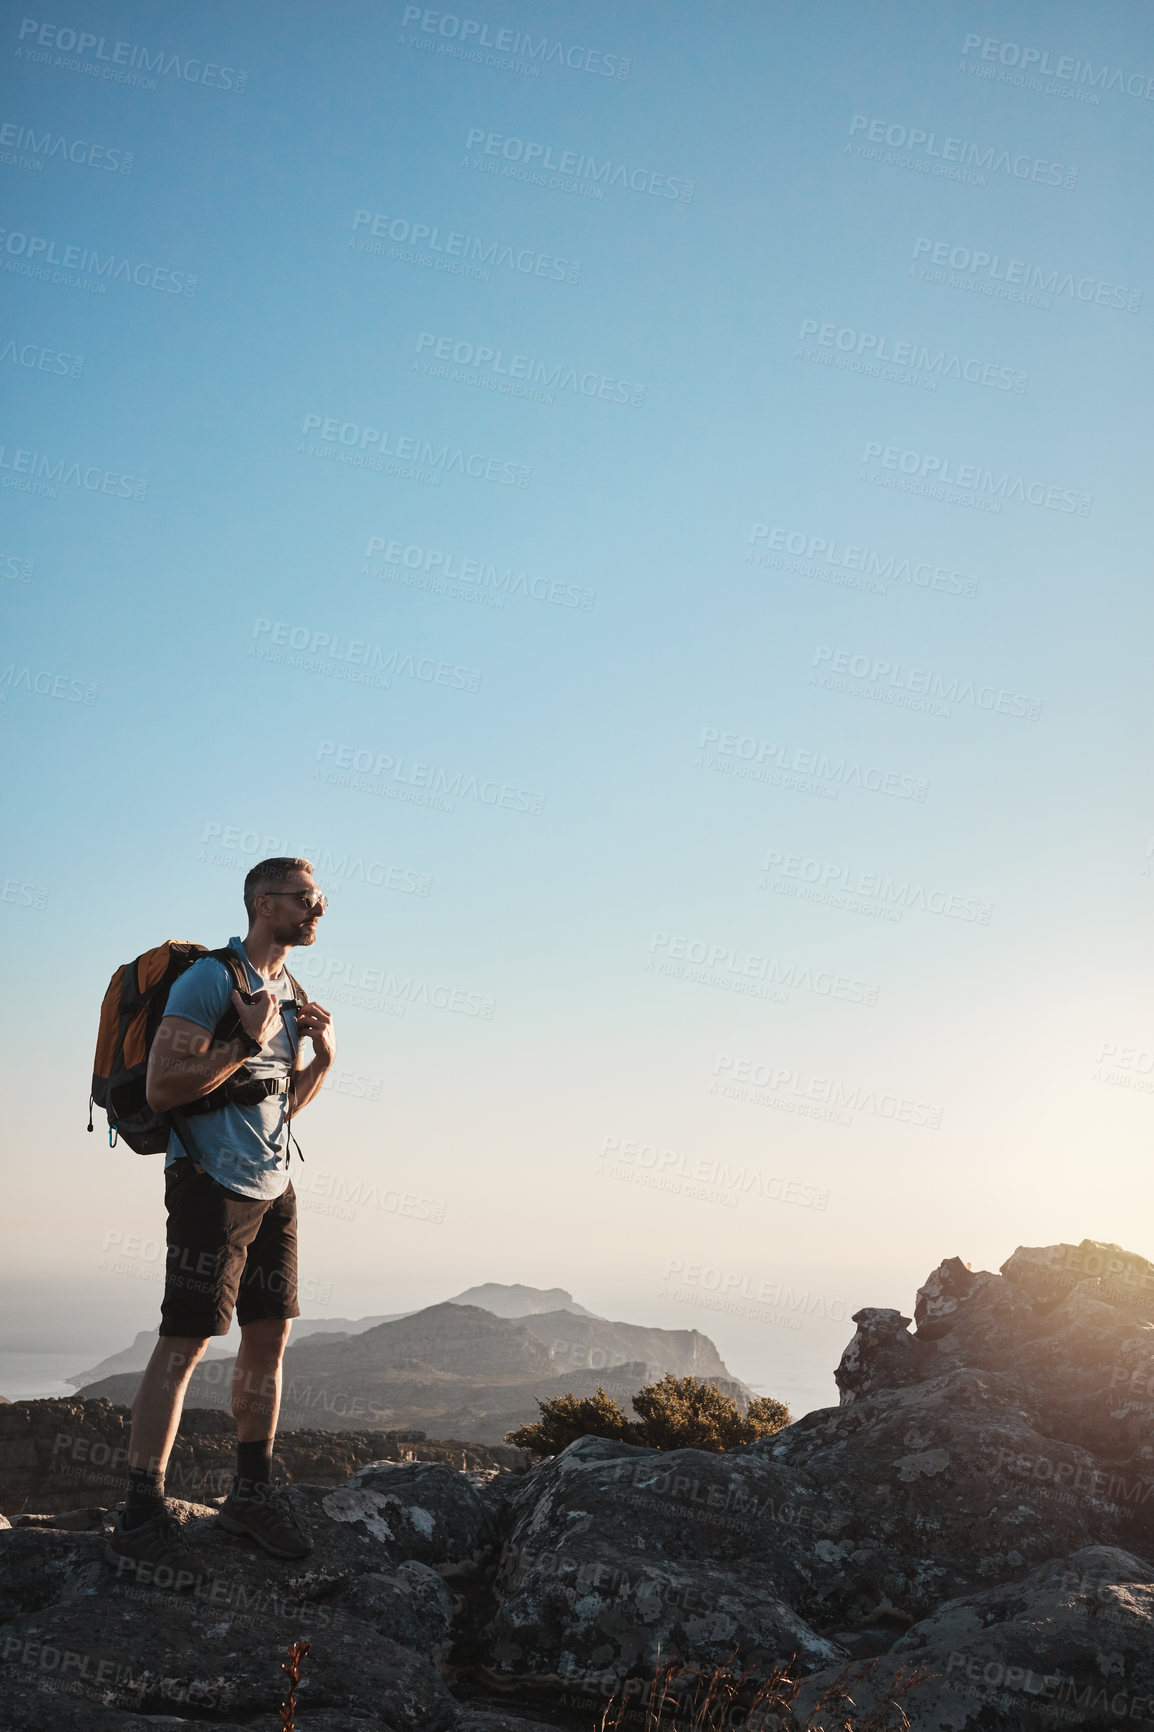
[
  {"left": 106, "top": 1334, "right": 214, "bottom": 1579},
  {"left": 232, "top": 1317, "right": 292, "bottom": 1442},
  {"left": 128, "top": 1334, "right": 211, "bottom": 1481},
  {"left": 220, "top": 1319, "right": 311, "bottom": 1556}
]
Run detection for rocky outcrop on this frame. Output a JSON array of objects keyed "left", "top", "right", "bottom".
[
  {"left": 795, "top": 1545, "right": 1154, "bottom": 1729},
  {"left": 0, "top": 1485, "right": 465, "bottom": 1729},
  {"left": 3, "top": 1241, "right": 1154, "bottom": 1730},
  {"left": 833, "top": 1306, "right": 932, "bottom": 1401},
  {"left": 482, "top": 1433, "right": 843, "bottom": 1695},
  {"left": 0, "top": 1464, "right": 557, "bottom": 1731},
  {"left": 843, "top": 1238, "right": 1154, "bottom": 1475}
]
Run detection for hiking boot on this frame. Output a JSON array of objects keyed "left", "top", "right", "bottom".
[
  {"left": 105, "top": 1507, "right": 207, "bottom": 1591},
  {"left": 218, "top": 1481, "right": 313, "bottom": 1559}
]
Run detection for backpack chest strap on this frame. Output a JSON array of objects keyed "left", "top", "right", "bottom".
[{"left": 228, "top": 1075, "right": 293, "bottom": 1107}]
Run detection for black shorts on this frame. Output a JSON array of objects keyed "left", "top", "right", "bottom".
[{"left": 159, "top": 1160, "right": 300, "bottom": 1338}]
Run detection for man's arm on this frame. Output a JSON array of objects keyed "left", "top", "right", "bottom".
[
  {"left": 290, "top": 998, "right": 336, "bottom": 1113},
  {"left": 145, "top": 990, "right": 283, "bottom": 1113}
]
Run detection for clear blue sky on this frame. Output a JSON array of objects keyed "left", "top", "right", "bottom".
[{"left": 2, "top": 0, "right": 1153, "bottom": 1413}]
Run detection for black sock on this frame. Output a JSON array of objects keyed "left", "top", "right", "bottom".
[
  {"left": 234, "top": 1439, "right": 274, "bottom": 1500},
  {"left": 124, "top": 1465, "right": 165, "bottom": 1529}
]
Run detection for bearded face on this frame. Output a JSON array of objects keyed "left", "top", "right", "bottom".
[{"left": 253, "top": 875, "right": 325, "bottom": 946}]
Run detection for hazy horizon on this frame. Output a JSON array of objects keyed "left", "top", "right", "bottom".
[
  {"left": 3, "top": 0, "right": 1152, "bottom": 1433},
  {"left": 0, "top": 1232, "right": 1106, "bottom": 1419}
]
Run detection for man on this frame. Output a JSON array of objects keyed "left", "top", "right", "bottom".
[{"left": 106, "top": 856, "right": 335, "bottom": 1585}]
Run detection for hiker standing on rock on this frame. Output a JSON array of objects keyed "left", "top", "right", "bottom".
[{"left": 106, "top": 857, "right": 335, "bottom": 1584}]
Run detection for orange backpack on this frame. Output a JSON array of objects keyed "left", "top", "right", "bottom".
[{"left": 89, "top": 941, "right": 301, "bottom": 1154}]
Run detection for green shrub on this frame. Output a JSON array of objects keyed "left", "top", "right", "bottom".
[
  {"left": 505, "top": 1386, "right": 635, "bottom": 1456},
  {"left": 506, "top": 1374, "right": 790, "bottom": 1458}
]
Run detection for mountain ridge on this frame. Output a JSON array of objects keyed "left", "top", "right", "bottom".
[
  {"left": 64, "top": 1282, "right": 600, "bottom": 1390},
  {"left": 73, "top": 1297, "right": 754, "bottom": 1442}
]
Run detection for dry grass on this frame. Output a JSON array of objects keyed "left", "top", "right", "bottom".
[
  {"left": 279, "top": 1639, "right": 311, "bottom": 1730},
  {"left": 596, "top": 1654, "right": 930, "bottom": 1732}
]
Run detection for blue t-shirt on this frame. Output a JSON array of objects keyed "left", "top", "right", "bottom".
[{"left": 163, "top": 936, "right": 299, "bottom": 1199}]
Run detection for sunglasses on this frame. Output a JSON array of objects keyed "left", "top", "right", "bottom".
[{"left": 262, "top": 890, "right": 328, "bottom": 912}]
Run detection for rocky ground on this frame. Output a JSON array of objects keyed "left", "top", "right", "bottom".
[
  {"left": 2, "top": 1239, "right": 1153, "bottom": 1730},
  {"left": 0, "top": 1399, "right": 528, "bottom": 1516}
]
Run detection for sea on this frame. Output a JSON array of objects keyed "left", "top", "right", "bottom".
[{"left": 0, "top": 1352, "right": 86, "bottom": 1402}]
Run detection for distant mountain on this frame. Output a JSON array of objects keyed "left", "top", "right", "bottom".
[
  {"left": 445, "top": 1283, "right": 594, "bottom": 1318},
  {"left": 290, "top": 1303, "right": 559, "bottom": 1380},
  {"left": 277, "top": 1313, "right": 403, "bottom": 1342},
  {"left": 77, "top": 1301, "right": 752, "bottom": 1444},
  {"left": 518, "top": 1310, "right": 735, "bottom": 1382},
  {"left": 69, "top": 1287, "right": 593, "bottom": 1388},
  {"left": 66, "top": 1316, "right": 400, "bottom": 1388},
  {"left": 66, "top": 1330, "right": 233, "bottom": 1388}
]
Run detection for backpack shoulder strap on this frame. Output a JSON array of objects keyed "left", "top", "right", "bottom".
[
  {"left": 207, "top": 946, "right": 302, "bottom": 1005},
  {"left": 207, "top": 945, "right": 252, "bottom": 993},
  {"left": 204, "top": 946, "right": 251, "bottom": 1046}
]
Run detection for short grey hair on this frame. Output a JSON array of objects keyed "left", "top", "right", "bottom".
[{"left": 243, "top": 856, "right": 314, "bottom": 918}]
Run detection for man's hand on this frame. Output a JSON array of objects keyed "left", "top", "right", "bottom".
[
  {"left": 295, "top": 999, "right": 336, "bottom": 1064},
  {"left": 231, "top": 987, "right": 283, "bottom": 1049},
  {"left": 289, "top": 1000, "right": 336, "bottom": 1114}
]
